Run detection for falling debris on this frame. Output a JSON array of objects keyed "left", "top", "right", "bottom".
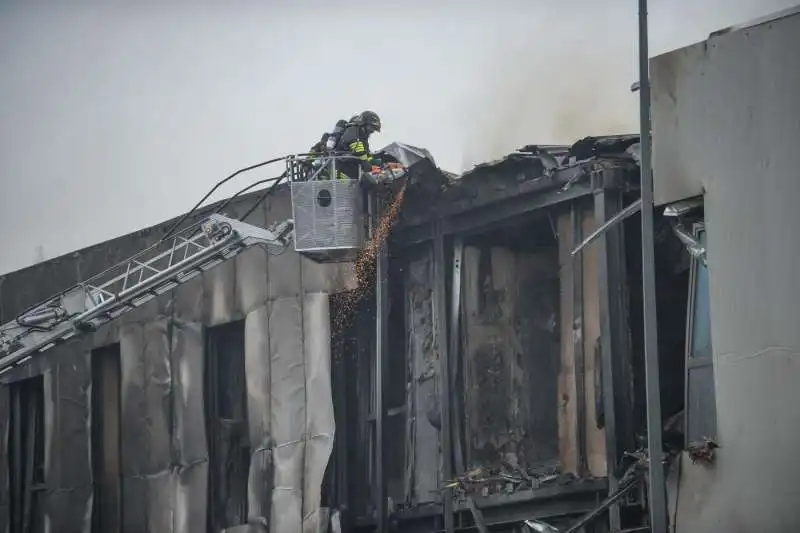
[{"left": 332, "top": 181, "right": 409, "bottom": 342}]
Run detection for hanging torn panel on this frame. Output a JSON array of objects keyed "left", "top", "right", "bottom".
[{"left": 403, "top": 245, "right": 440, "bottom": 504}]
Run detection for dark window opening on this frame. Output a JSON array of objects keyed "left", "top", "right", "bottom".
[
  {"left": 624, "top": 200, "right": 713, "bottom": 456},
  {"left": 625, "top": 210, "right": 691, "bottom": 446},
  {"left": 91, "top": 344, "right": 122, "bottom": 533},
  {"left": 204, "top": 320, "right": 250, "bottom": 532},
  {"left": 9, "top": 375, "right": 46, "bottom": 533},
  {"left": 384, "top": 256, "right": 408, "bottom": 502},
  {"left": 684, "top": 224, "right": 716, "bottom": 444},
  {"left": 326, "top": 252, "right": 410, "bottom": 518},
  {"left": 327, "top": 289, "right": 375, "bottom": 519}
]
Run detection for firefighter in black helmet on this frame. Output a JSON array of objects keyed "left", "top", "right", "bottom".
[{"left": 333, "top": 110, "right": 383, "bottom": 180}]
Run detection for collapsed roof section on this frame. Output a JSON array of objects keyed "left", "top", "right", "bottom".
[{"left": 392, "top": 134, "right": 642, "bottom": 245}]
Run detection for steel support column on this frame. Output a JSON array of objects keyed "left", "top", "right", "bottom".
[
  {"left": 594, "top": 186, "right": 634, "bottom": 530},
  {"left": 449, "top": 237, "right": 465, "bottom": 476},
  {"left": 638, "top": 0, "right": 668, "bottom": 530},
  {"left": 432, "top": 219, "right": 454, "bottom": 533},
  {"left": 375, "top": 197, "right": 389, "bottom": 532}
]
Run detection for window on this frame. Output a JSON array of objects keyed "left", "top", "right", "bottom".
[
  {"left": 8, "top": 375, "right": 46, "bottom": 533},
  {"left": 684, "top": 224, "right": 716, "bottom": 444},
  {"left": 204, "top": 321, "right": 250, "bottom": 532},
  {"left": 91, "top": 344, "right": 122, "bottom": 533}
]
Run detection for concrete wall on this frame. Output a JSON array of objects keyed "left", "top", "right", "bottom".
[
  {"left": 651, "top": 10, "right": 800, "bottom": 532},
  {"left": 0, "top": 186, "right": 354, "bottom": 533}
]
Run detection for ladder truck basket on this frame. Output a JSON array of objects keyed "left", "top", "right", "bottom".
[{"left": 290, "top": 178, "right": 364, "bottom": 263}]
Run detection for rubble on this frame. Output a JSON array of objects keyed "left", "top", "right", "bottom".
[
  {"left": 446, "top": 463, "right": 579, "bottom": 498},
  {"left": 686, "top": 438, "right": 719, "bottom": 465}
]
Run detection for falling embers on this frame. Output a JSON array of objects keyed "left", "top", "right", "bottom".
[{"left": 332, "top": 182, "right": 409, "bottom": 345}]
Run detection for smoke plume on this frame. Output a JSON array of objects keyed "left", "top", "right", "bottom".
[{"left": 459, "top": 11, "right": 640, "bottom": 169}]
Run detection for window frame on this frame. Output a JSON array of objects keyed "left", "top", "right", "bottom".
[{"left": 683, "top": 221, "right": 717, "bottom": 445}]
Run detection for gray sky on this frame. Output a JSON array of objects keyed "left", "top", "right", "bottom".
[{"left": 0, "top": 0, "right": 795, "bottom": 275}]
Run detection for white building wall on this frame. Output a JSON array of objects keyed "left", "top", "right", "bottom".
[{"left": 651, "top": 9, "right": 800, "bottom": 532}]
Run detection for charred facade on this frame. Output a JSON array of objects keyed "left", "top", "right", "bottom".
[
  {"left": 326, "top": 135, "right": 697, "bottom": 532},
  {"left": 0, "top": 134, "right": 706, "bottom": 533}
]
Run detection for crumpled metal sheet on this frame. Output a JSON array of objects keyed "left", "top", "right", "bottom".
[
  {"left": 171, "top": 322, "right": 208, "bottom": 533},
  {"left": 269, "top": 297, "right": 306, "bottom": 533},
  {"left": 405, "top": 250, "right": 440, "bottom": 504},
  {"left": 176, "top": 461, "right": 208, "bottom": 533},
  {"left": 377, "top": 142, "right": 437, "bottom": 168},
  {"left": 173, "top": 323, "right": 207, "bottom": 467},
  {"left": 301, "top": 293, "right": 335, "bottom": 533},
  {"left": 265, "top": 293, "right": 335, "bottom": 533},
  {"left": 0, "top": 384, "right": 8, "bottom": 533},
  {"left": 119, "top": 321, "right": 148, "bottom": 532},
  {"left": 245, "top": 306, "right": 272, "bottom": 531},
  {"left": 47, "top": 348, "right": 92, "bottom": 533},
  {"left": 119, "top": 319, "right": 209, "bottom": 533}
]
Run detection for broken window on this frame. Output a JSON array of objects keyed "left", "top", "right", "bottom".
[
  {"left": 8, "top": 375, "right": 45, "bottom": 533},
  {"left": 685, "top": 224, "right": 716, "bottom": 444},
  {"left": 204, "top": 320, "right": 250, "bottom": 532},
  {"left": 91, "top": 344, "right": 122, "bottom": 533}
]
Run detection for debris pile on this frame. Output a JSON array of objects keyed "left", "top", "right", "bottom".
[
  {"left": 687, "top": 437, "right": 719, "bottom": 464},
  {"left": 445, "top": 463, "right": 576, "bottom": 497}
]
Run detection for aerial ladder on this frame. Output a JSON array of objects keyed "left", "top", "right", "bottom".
[{"left": 0, "top": 148, "right": 418, "bottom": 376}]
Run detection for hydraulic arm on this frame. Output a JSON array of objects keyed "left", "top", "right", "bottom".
[
  {"left": 0, "top": 214, "right": 293, "bottom": 374},
  {"left": 0, "top": 145, "right": 423, "bottom": 376}
]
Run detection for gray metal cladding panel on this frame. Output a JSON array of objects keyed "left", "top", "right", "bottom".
[
  {"left": 0, "top": 388, "right": 7, "bottom": 532},
  {"left": 52, "top": 351, "right": 92, "bottom": 489},
  {"left": 44, "top": 485, "right": 91, "bottom": 533},
  {"left": 291, "top": 180, "right": 363, "bottom": 253}
]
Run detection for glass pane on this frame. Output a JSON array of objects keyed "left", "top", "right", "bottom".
[
  {"left": 690, "top": 229, "right": 711, "bottom": 357},
  {"left": 686, "top": 364, "right": 717, "bottom": 441}
]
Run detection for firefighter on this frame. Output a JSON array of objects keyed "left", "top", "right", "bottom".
[
  {"left": 332, "top": 110, "right": 383, "bottom": 180},
  {"left": 304, "top": 116, "right": 356, "bottom": 180}
]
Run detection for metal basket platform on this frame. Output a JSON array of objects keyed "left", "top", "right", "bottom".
[{"left": 290, "top": 178, "right": 364, "bottom": 263}]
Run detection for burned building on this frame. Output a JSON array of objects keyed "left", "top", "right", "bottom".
[
  {"left": 1, "top": 127, "right": 717, "bottom": 532},
  {"left": 331, "top": 135, "right": 686, "bottom": 533}
]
